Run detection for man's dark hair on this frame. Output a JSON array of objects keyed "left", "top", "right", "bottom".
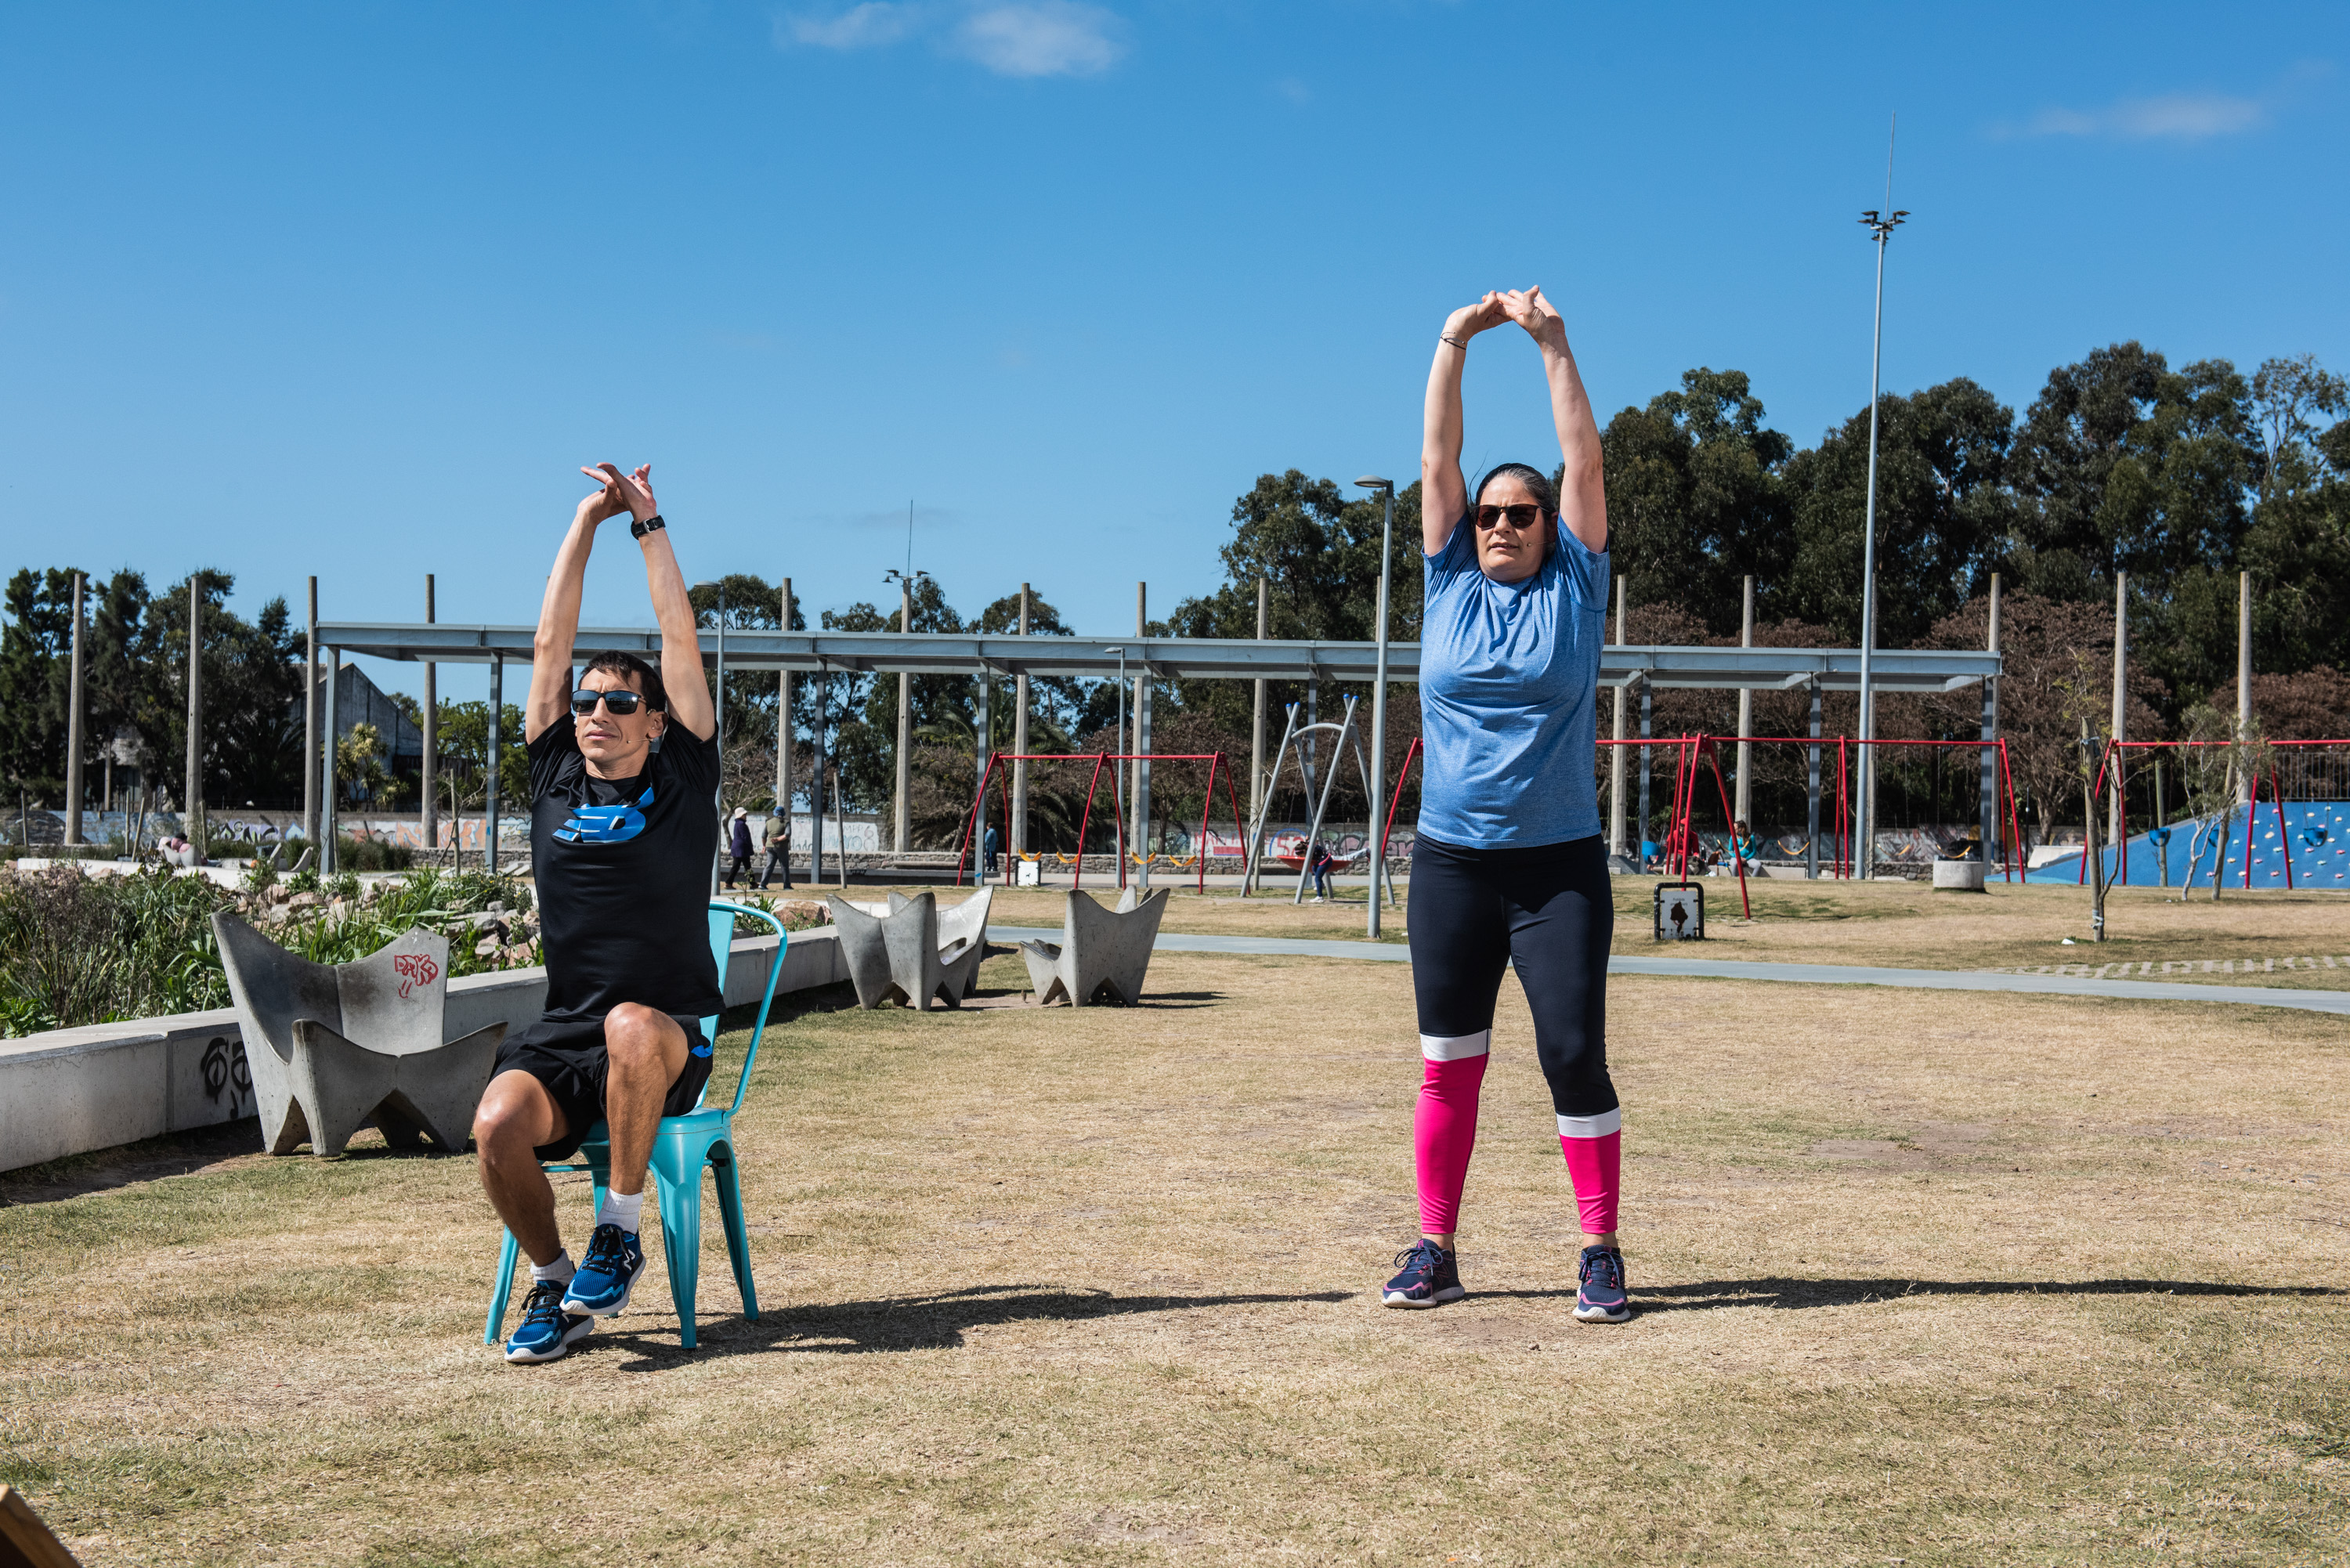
[{"left": 580, "top": 649, "right": 667, "bottom": 712}]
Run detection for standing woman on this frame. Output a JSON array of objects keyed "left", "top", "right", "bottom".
[{"left": 1382, "top": 286, "right": 1629, "bottom": 1324}]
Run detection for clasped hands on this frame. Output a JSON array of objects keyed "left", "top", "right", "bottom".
[
  {"left": 1445, "top": 287, "right": 1566, "bottom": 353},
  {"left": 577, "top": 463, "right": 660, "bottom": 529}
]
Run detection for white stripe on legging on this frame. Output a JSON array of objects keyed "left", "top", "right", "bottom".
[
  {"left": 1555, "top": 1107, "right": 1622, "bottom": 1139},
  {"left": 1419, "top": 1029, "right": 1491, "bottom": 1061}
]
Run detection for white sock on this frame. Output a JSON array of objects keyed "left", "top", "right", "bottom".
[
  {"left": 531, "top": 1250, "right": 576, "bottom": 1285},
  {"left": 598, "top": 1190, "right": 645, "bottom": 1235}
]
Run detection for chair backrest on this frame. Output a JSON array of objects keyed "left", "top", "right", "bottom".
[
  {"left": 699, "top": 901, "right": 788, "bottom": 1116},
  {"left": 937, "top": 885, "right": 993, "bottom": 954}
]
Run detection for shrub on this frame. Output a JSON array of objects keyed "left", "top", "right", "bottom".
[
  {"left": 339, "top": 836, "right": 414, "bottom": 873},
  {"left": 0, "top": 865, "right": 542, "bottom": 1036},
  {"left": 0, "top": 865, "right": 230, "bottom": 1032}
]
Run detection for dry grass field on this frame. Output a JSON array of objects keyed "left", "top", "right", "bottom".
[
  {"left": 960, "top": 875, "right": 2350, "bottom": 984},
  {"left": 4, "top": 942, "right": 2346, "bottom": 1566}
]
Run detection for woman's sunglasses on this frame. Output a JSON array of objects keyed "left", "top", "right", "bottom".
[
  {"left": 1474, "top": 503, "right": 1546, "bottom": 529},
  {"left": 572, "top": 688, "right": 645, "bottom": 717}
]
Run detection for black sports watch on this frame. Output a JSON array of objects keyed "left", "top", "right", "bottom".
[{"left": 630, "top": 512, "right": 666, "bottom": 540}]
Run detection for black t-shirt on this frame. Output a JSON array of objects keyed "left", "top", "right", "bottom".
[{"left": 528, "top": 717, "right": 723, "bottom": 1024}]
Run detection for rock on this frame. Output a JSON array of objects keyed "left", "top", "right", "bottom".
[
  {"left": 475, "top": 936, "right": 501, "bottom": 959},
  {"left": 287, "top": 891, "right": 322, "bottom": 910}
]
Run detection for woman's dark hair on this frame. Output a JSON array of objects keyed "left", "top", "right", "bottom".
[
  {"left": 580, "top": 649, "right": 667, "bottom": 713},
  {"left": 1470, "top": 462, "right": 1560, "bottom": 517}
]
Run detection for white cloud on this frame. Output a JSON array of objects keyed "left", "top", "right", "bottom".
[
  {"left": 2022, "top": 90, "right": 2269, "bottom": 142},
  {"left": 776, "top": 2, "right": 920, "bottom": 51},
  {"left": 954, "top": 2, "right": 1123, "bottom": 78},
  {"left": 2004, "top": 63, "right": 2333, "bottom": 143}
]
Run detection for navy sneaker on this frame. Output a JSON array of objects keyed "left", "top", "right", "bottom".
[
  {"left": 504, "top": 1279, "right": 595, "bottom": 1363},
  {"left": 562, "top": 1222, "right": 648, "bottom": 1319},
  {"left": 1381, "top": 1238, "right": 1465, "bottom": 1308},
  {"left": 1574, "top": 1245, "right": 1631, "bottom": 1324}
]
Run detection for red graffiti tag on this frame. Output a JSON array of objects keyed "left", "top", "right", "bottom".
[{"left": 392, "top": 953, "right": 441, "bottom": 999}]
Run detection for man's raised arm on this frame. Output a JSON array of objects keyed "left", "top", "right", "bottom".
[
  {"left": 591, "top": 463, "right": 715, "bottom": 742},
  {"left": 526, "top": 475, "right": 632, "bottom": 743}
]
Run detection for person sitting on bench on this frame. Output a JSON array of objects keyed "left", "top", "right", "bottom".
[
  {"left": 472, "top": 461, "right": 722, "bottom": 1365},
  {"left": 1729, "top": 819, "right": 1759, "bottom": 873}
]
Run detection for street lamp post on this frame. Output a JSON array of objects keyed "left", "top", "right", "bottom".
[
  {"left": 1856, "top": 142, "right": 1908, "bottom": 881},
  {"left": 1356, "top": 475, "right": 1395, "bottom": 936}
]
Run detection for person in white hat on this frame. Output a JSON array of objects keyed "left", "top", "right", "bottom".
[{"left": 724, "top": 806, "right": 753, "bottom": 889}]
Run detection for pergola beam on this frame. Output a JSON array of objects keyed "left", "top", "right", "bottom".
[{"left": 313, "top": 622, "right": 1999, "bottom": 692}]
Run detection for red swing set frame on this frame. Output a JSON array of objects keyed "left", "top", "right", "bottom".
[
  {"left": 1370, "top": 731, "right": 2024, "bottom": 919},
  {"left": 953, "top": 750, "right": 1250, "bottom": 894}
]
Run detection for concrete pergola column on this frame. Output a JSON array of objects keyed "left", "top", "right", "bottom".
[{"left": 1011, "top": 584, "right": 1030, "bottom": 860}]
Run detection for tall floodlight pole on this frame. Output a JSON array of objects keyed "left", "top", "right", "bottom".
[
  {"left": 1855, "top": 126, "right": 1909, "bottom": 881},
  {"left": 1356, "top": 476, "right": 1395, "bottom": 935}
]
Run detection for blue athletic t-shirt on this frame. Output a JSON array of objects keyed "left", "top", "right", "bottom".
[{"left": 1416, "top": 518, "right": 1609, "bottom": 848}]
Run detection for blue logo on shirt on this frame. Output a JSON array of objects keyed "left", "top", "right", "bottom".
[{"left": 555, "top": 783, "right": 656, "bottom": 844}]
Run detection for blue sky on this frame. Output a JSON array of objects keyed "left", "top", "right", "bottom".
[{"left": 3, "top": 1, "right": 2345, "bottom": 704}]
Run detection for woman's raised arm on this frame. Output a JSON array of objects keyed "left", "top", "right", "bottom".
[
  {"left": 1421, "top": 293, "right": 1506, "bottom": 555},
  {"left": 1501, "top": 287, "right": 1607, "bottom": 555}
]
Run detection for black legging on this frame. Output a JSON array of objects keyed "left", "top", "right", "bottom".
[{"left": 1406, "top": 833, "right": 1615, "bottom": 1118}]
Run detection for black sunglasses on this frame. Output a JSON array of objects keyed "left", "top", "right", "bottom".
[
  {"left": 1474, "top": 503, "right": 1545, "bottom": 529},
  {"left": 571, "top": 688, "right": 645, "bottom": 717}
]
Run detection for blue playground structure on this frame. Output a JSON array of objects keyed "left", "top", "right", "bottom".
[{"left": 2026, "top": 800, "right": 2350, "bottom": 890}]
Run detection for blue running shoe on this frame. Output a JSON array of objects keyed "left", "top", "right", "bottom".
[
  {"left": 562, "top": 1222, "right": 648, "bottom": 1319},
  {"left": 1574, "top": 1245, "right": 1631, "bottom": 1324},
  {"left": 504, "top": 1279, "right": 595, "bottom": 1363},
  {"left": 1381, "top": 1238, "right": 1465, "bottom": 1308}
]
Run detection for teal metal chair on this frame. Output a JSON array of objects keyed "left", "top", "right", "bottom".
[{"left": 485, "top": 901, "right": 788, "bottom": 1350}]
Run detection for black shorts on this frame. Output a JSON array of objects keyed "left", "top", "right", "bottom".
[{"left": 494, "top": 1012, "right": 714, "bottom": 1162}]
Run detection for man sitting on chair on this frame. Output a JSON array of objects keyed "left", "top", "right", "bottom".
[{"left": 474, "top": 461, "right": 722, "bottom": 1364}]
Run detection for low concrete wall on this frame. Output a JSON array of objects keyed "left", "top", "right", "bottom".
[{"left": 0, "top": 927, "right": 846, "bottom": 1175}]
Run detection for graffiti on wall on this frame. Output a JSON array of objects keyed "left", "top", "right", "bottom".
[{"left": 200, "top": 1035, "right": 254, "bottom": 1118}]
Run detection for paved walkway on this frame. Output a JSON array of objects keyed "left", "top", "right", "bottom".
[{"left": 984, "top": 927, "right": 2350, "bottom": 1016}]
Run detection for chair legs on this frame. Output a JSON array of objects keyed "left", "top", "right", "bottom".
[
  {"left": 712, "top": 1153, "right": 759, "bottom": 1321},
  {"left": 483, "top": 1162, "right": 606, "bottom": 1346},
  {"left": 653, "top": 1159, "right": 707, "bottom": 1349},
  {"left": 486, "top": 1227, "right": 522, "bottom": 1344},
  {"left": 480, "top": 1135, "right": 757, "bottom": 1352},
  {"left": 646, "top": 1133, "right": 761, "bottom": 1350}
]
